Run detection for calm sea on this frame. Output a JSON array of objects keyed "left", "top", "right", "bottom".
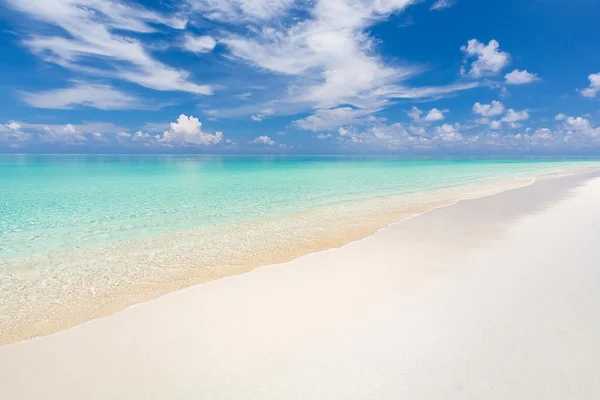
[{"left": 1, "top": 155, "right": 598, "bottom": 343}]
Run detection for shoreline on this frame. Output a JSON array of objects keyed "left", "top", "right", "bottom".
[
  {"left": 1, "top": 166, "right": 599, "bottom": 345},
  {"left": 2, "top": 170, "right": 600, "bottom": 399}
]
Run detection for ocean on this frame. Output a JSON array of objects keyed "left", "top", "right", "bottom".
[{"left": 1, "top": 154, "right": 598, "bottom": 343}]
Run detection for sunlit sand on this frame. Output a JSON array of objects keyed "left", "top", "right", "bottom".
[{"left": 2, "top": 172, "right": 599, "bottom": 399}]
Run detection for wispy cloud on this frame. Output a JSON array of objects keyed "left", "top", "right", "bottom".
[
  {"left": 217, "top": 0, "right": 476, "bottom": 118},
  {"left": 6, "top": 0, "right": 211, "bottom": 94},
  {"left": 430, "top": 0, "right": 456, "bottom": 11},
  {"left": 21, "top": 81, "right": 142, "bottom": 110}
]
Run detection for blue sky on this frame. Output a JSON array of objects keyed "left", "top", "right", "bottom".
[{"left": 1, "top": 0, "right": 599, "bottom": 154}]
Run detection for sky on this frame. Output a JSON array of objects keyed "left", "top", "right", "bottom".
[{"left": 0, "top": 0, "right": 599, "bottom": 155}]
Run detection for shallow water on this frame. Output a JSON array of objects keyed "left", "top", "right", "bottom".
[{"left": 2, "top": 155, "right": 597, "bottom": 260}]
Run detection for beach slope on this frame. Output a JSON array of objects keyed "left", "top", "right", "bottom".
[{"left": 1, "top": 173, "right": 600, "bottom": 399}]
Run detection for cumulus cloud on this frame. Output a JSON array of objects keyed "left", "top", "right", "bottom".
[
  {"left": 555, "top": 113, "right": 567, "bottom": 121},
  {"left": 501, "top": 109, "right": 530, "bottom": 123},
  {"left": 408, "top": 106, "right": 423, "bottom": 121},
  {"left": 344, "top": 116, "right": 600, "bottom": 153},
  {"left": 338, "top": 122, "right": 414, "bottom": 151},
  {"left": 409, "top": 125, "right": 426, "bottom": 135},
  {"left": 505, "top": 69, "right": 539, "bottom": 85},
  {"left": 1, "top": 121, "right": 31, "bottom": 143},
  {"left": 565, "top": 116, "right": 592, "bottom": 131},
  {"left": 6, "top": 122, "right": 22, "bottom": 130},
  {"left": 423, "top": 108, "right": 446, "bottom": 122},
  {"left": 91, "top": 132, "right": 105, "bottom": 141},
  {"left": 132, "top": 130, "right": 152, "bottom": 141},
  {"left": 41, "top": 124, "right": 87, "bottom": 144},
  {"left": 472, "top": 101, "right": 505, "bottom": 117},
  {"left": 489, "top": 120, "right": 502, "bottom": 130},
  {"left": 434, "top": 124, "right": 463, "bottom": 141},
  {"left": 461, "top": 39, "right": 510, "bottom": 78},
  {"left": 183, "top": 35, "right": 217, "bottom": 54},
  {"left": 579, "top": 73, "right": 600, "bottom": 98},
  {"left": 473, "top": 104, "right": 528, "bottom": 130},
  {"left": 408, "top": 106, "right": 446, "bottom": 122},
  {"left": 21, "top": 82, "right": 141, "bottom": 110},
  {"left": 430, "top": 0, "right": 455, "bottom": 11},
  {"left": 295, "top": 107, "right": 382, "bottom": 131},
  {"left": 316, "top": 133, "right": 332, "bottom": 139},
  {"left": 561, "top": 116, "right": 600, "bottom": 138},
  {"left": 252, "top": 135, "right": 276, "bottom": 145},
  {"left": 161, "top": 114, "right": 223, "bottom": 145}
]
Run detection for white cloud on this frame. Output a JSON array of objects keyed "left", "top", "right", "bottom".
[
  {"left": 434, "top": 124, "right": 463, "bottom": 141},
  {"left": 252, "top": 135, "right": 276, "bottom": 145},
  {"left": 338, "top": 127, "right": 349, "bottom": 136},
  {"left": 501, "top": 109, "right": 530, "bottom": 123},
  {"left": 21, "top": 82, "right": 140, "bottom": 110},
  {"left": 408, "top": 106, "right": 446, "bottom": 122},
  {"left": 295, "top": 107, "right": 382, "bottom": 131},
  {"left": 132, "top": 130, "right": 152, "bottom": 141},
  {"left": 423, "top": 108, "right": 446, "bottom": 122},
  {"left": 6, "top": 122, "right": 22, "bottom": 130},
  {"left": 41, "top": 124, "right": 87, "bottom": 144},
  {"left": 409, "top": 125, "right": 426, "bottom": 135},
  {"left": 161, "top": 114, "right": 223, "bottom": 145},
  {"left": 6, "top": 0, "right": 212, "bottom": 94},
  {"left": 183, "top": 35, "right": 217, "bottom": 54},
  {"left": 489, "top": 120, "right": 502, "bottom": 130},
  {"left": 561, "top": 116, "right": 600, "bottom": 138},
  {"left": 250, "top": 108, "right": 275, "bottom": 122},
  {"left": 408, "top": 106, "right": 423, "bottom": 121},
  {"left": 340, "top": 122, "right": 415, "bottom": 150},
  {"left": 236, "top": 92, "right": 252, "bottom": 100},
  {"left": 473, "top": 104, "right": 528, "bottom": 130},
  {"left": 91, "top": 132, "right": 105, "bottom": 141},
  {"left": 338, "top": 121, "right": 466, "bottom": 150},
  {"left": 555, "top": 113, "right": 567, "bottom": 121},
  {"left": 190, "top": 0, "right": 296, "bottom": 22},
  {"left": 63, "top": 124, "right": 76, "bottom": 134},
  {"left": 565, "top": 116, "right": 592, "bottom": 131},
  {"left": 316, "top": 133, "right": 332, "bottom": 139},
  {"left": 579, "top": 73, "right": 600, "bottom": 98},
  {"left": 1, "top": 122, "right": 31, "bottom": 143},
  {"left": 430, "top": 0, "right": 455, "bottom": 11},
  {"left": 472, "top": 101, "right": 505, "bottom": 117},
  {"left": 461, "top": 39, "right": 510, "bottom": 78},
  {"left": 219, "top": 0, "right": 477, "bottom": 119},
  {"left": 505, "top": 69, "right": 539, "bottom": 85}
]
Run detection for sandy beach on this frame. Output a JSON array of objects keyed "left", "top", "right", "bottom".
[{"left": 1, "top": 172, "right": 600, "bottom": 399}]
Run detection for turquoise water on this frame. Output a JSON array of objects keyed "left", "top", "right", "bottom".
[
  {"left": 2, "top": 154, "right": 600, "bottom": 342},
  {"left": 1, "top": 155, "right": 598, "bottom": 261}
]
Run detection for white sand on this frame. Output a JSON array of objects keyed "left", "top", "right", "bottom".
[{"left": 1, "top": 173, "right": 600, "bottom": 400}]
